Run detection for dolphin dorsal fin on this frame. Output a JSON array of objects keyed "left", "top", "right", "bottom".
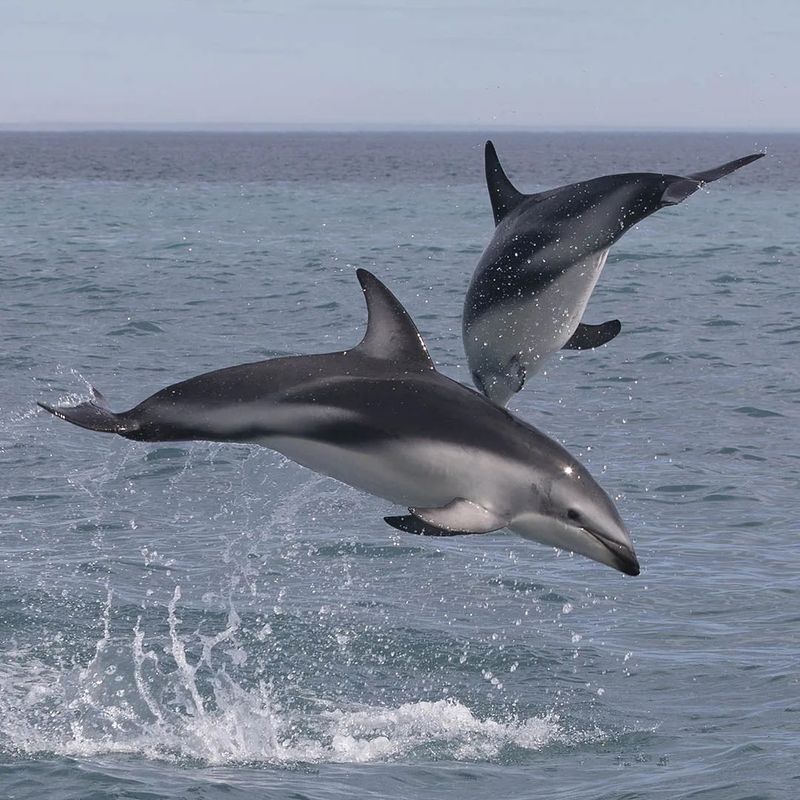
[
  {"left": 485, "top": 140, "right": 526, "bottom": 225},
  {"left": 354, "top": 269, "right": 435, "bottom": 371}
]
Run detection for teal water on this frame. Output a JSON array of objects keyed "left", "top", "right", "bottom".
[{"left": 0, "top": 132, "right": 798, "bottom": 799}]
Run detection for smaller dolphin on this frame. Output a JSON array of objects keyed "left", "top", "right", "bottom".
[
  {"left": 39, "top": 270, "right": 639, "bottom": 575},
  {"left": 463, "top": 141, "right": 764, "bottom": 405}
]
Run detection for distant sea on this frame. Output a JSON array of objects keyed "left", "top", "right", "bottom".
[{"left": 1, "top": 131, "right": 797, "bottom": 799}]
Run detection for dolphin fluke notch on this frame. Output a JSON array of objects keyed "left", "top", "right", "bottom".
[
  {"left": 485, "top": 141, "right": 526, "bottom": 225},
  {"left": 688, "top": 152, "right": 765, "bottom": 185},
  {"left": 37, "top": 387, "right": 123, "bottom": 433},
  {"left": 355, "top": 268, "right": 434, "bottom": 371}
]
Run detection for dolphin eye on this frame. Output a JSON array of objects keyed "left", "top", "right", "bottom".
[{"left": 567, "top": 509, "right": 581, "bottom": 522}]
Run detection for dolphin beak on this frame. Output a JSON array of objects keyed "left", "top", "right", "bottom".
[{"left": 582, "top": 525, "right": 640, "bottom": 576}]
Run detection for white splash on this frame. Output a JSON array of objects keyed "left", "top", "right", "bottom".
[
  {"left": 321, "top": 699, "right": 573, "bottom": 762},
  {"left": 0, "top": 589, "right": 603, "bottom": 766}
]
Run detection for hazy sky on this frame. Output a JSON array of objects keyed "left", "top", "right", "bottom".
[{"left": 1, "top": 0, "right": 797, "bottom": 130}]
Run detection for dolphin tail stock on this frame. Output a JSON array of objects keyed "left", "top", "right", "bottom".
[
  {"left": 687, "top": 152, "right": 765, "bottom": 185},
  {"left": 38, "top": 387, "right": 123, "bottom": 434}
]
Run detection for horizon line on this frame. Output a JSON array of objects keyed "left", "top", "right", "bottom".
[{"left": 0, "top": 122, "right": 796, "bottom": 135}]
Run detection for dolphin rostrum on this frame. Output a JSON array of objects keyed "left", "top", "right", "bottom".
[
  {"left": 463, "top": 141, "right": 765, "bottom": 405},
  {"left": 39, "top": 270, "right": 639, "bottom": 576}
]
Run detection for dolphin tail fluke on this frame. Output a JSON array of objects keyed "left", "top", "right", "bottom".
[
  {"left": 688, "top": 152, "right": 765, "bottom": 185},
  {"left": 38, "top": 387, "right": 123, "bottom": 434},
  {"left": 662, "top": 152, "right": 764, "bottom": 206}
]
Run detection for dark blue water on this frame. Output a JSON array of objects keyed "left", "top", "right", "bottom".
[{"left": 1, "top": 132, "right": 797, "bottom": 799}]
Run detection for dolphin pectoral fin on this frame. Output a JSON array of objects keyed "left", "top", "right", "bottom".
[
  {"left": 412, "top": 498, "right": 507, "bottom": 533},
  {"left": 384, "top": 515, "right": 477, "bottom": 537},
  {"left": 687, "top": 152, "right": 764, "bottom": 185},
  {"left": 562, "top": 320, "right": 622, "bottom": 351},
  {"left": 384, "top": 498, "right": 507, "bottom": 538},
  {"left": 485, "top": 141, "right": 526, "bottom": 226}
]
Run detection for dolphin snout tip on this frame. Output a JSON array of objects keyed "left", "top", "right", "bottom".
[{"left": 618, "top": 548, "right": 640, "bottom": 577}]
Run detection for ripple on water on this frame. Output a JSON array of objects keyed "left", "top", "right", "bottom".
[
  {"left": 731, "top": 405, "right": 784, "bottom": 418},
  {"left": 312, "top": 541, "right": 434, "bottom": 559},
  {"left": 108, "top": 320, "right": 166, "bottom": 336},
  {"left": 144, "top": 447, "right": 191, "bottom": 462}
]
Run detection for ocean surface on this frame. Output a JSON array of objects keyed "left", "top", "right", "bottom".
[{"left": 0, "top": 131, "right": 798, "bottom": 799}]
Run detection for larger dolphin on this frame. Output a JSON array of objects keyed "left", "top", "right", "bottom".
[
  {"left": 463, "top": 141, "right": 764, "bottom": 405},
  {"left": 39, "top": 270, "right": 639, "bottom": 576}
]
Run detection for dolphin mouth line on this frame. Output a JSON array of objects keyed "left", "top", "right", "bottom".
[{"left": 580, "top": 525, "right": 640, "bottom": 577}]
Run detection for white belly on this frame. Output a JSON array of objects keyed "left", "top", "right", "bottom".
[
  {"left": 465, "top": 249, "right": 610, "bottom": 403},
  {"left": 263, "top": 435, "right": 523, "bottom": 518}
]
